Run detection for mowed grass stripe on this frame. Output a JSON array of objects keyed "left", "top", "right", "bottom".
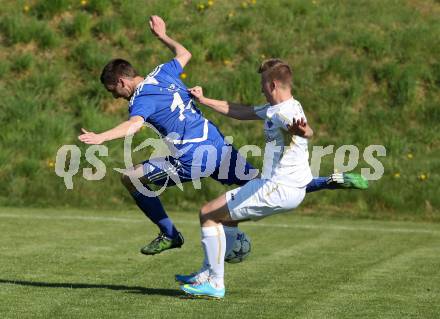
[
  {"left": 0, "top": 210, "right": 439, "bottom": 235},
  {"left": 236, "top": 228, "right": 440, "bottom": 318},
  {"left": 306, "top": 244, "right": 440, "bottom": 318}
]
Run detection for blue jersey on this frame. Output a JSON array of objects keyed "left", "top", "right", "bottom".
[{"left": 128, "top": 59, "right": 226, "bottom": 166}]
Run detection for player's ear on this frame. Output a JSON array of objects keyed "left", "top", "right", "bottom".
[{"left": 120, "top": 77, "right": 132, "bottom": 88}]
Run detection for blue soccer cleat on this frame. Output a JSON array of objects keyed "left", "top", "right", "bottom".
[
  {"left": 180, "top": 281, "right": 225, "bottom": 299},
  {"left": 175, "top": 272, "right": 208, "bottom": 285}
]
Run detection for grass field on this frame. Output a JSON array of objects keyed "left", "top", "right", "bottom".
[{"left": 1, "top": 207, "right": 439, "bottom": 318}]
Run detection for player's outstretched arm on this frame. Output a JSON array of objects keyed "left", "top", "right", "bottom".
[
  {"left": 78, "top": 116, "right": 144, "bottom": 145},
  {"left": 149, "top": 15, "right": 192, "bottom": 68},
  {"left": 188, "top": 86, "right": 260, "bottom": 121}
]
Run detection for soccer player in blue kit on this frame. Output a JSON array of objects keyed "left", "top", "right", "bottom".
[{"left": 78, "top": 16, "right": 367, "bottom": 256}]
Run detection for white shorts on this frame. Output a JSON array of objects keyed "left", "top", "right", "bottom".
[{"left": 226, "top": 179, "right": 306, "bottom": 221}]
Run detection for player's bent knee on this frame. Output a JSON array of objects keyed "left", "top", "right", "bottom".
[
  {"left": 200, "top": 202, "right": 231, "bottom": 225},
  {"left": 200, "top": 203, "right": 210, "bottom": 216},
  {"left": 120, "top": 173, "right": 131, "bottom": 187},
  {"left": 199, "top": 204, "right": 213, "bottom": 224},
  {"left": 200, "top": 211, "right": 214, "bottom": 226},
  {"left": 120, "top": 173, "right": 138, "bottom": 193},
  {"left": 199, "top": 210, "right": 204, "bottom": 223},
  {"left": 120, "top": 164, "right": 150, "bottom": 192}
]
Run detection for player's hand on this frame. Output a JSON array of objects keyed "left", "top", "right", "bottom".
[
  {"left": 149, "top": 15, "right": 166, "bottom": 38},
  {"left": 78, "top": 128, "right": 105, "bottom": 145},
  {"left": 287, "top": 118, "right": 307, "bottom": 137},
  {"left": 188, "top": 86, "right": 204, "bottom": 102}
]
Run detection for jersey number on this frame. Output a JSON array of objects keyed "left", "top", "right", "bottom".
[{"left": 170, "top": 92, "right": 196, "bottom": 121}]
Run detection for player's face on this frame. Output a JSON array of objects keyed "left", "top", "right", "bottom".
[
  {"left": 105, "top": 79, "right": 131, "bottom": 100},
  {"left": 261, "top": 75, "right": 273, "bottom": 102}
]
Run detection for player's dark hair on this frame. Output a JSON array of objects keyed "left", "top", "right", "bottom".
[
  {"left": 258, "top": 58, "right": 292, "bottom": 87},
  {"left": 100, "top": 59, "right": 139, "bottom": 86}
]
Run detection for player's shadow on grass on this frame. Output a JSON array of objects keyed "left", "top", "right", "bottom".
[{"left": 0, "top": 279, "right": 182, "bottom": 298}]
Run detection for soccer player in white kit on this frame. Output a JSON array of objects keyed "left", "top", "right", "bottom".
[{"left": 177, "top": 59, "right": 314, "bottom": 299}]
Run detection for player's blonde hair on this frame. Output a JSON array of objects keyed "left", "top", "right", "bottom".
[{"left": 258, "top": 58, "right": 292, "bottom": 88}]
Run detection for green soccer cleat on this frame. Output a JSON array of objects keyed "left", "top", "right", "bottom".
[
  {"left": 140, "top": 232, "right": 184, "bottom": 255},
  {"left": 327, "top": 173, "right": 369, "bottom": 190}
]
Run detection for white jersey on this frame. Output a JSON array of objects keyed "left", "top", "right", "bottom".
[{"left": 254, "top": 97, "right": 313, "bottom": 188}]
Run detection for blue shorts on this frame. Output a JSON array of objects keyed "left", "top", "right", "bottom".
[{"left": 141, "top": 146, "right": 256, "bottom": 187}]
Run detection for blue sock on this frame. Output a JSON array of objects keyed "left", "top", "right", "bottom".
[
  {"left": 131, "top": 190, "right": 179, "bottom": 239},
  {"left": 306, "top": 177, "right": 338, "bottom": 193}
]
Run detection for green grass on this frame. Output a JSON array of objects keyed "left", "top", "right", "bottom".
[
  {"left": 60, "top": 12, "right": 93, "bottom": 38},
  {"left": 0, "top": 207, "right": 439, "bottom": 318},
  {"left": 11, "top": 53, "right": 33, "bottom": 72},
  {"left": 0, "top": 0, "right": 438, "bottom": 216}
]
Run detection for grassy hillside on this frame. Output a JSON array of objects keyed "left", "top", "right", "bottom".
[{"left": 0, "top": 0, "right": 439, "bottom": 219}]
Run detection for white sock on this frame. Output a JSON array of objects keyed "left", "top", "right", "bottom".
[
  {"left": 195, "top": 266, "right": 209, "bottom": 282},
  {"left": 223, "top": 226, "right": 239, "bottom": 257},
  {"left": 200, "top": 226, "right": 238, "bottom": 270},
  {"left": 201, "top": 225, "right": 226, "bottom": 289}
]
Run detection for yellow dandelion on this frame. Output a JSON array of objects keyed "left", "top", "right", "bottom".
[
  {"left": 418, "top": 173, "right": 428, "bottom": 181},
  {"left": 180, "top": 72, "right": 187, "bottom": 79},
  {"left": 81, "top": 0, "right": 88, "bottom": 6},
  {"left": 407, "top": 153, "right": 413, "bottom": 159},
  {"left": 47, "top": 160, "right": 55, "bottom": 168},
  {"left": 241, "top": 2, "right": 248, "bottom": 8},
  {"left": 223, "top": 59, "right": 232, "bottom": 66},
  {"left": 250, "top": 0, "right": 257, "bottom": 4},
  {"left": 207, "top": 0, "right": 214, "bottom": 7},
  {"left": 23, "top": 5, "right": 30, "bottom": 13},
  {"left": 393, "top": 172, "right": 400, "bottom": 178},
  {"left": 227, "top": 11, "right": 235, "bottom": 18},
  {"left": 197, "top": 3, "right": 205, "bottom": 11}
]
